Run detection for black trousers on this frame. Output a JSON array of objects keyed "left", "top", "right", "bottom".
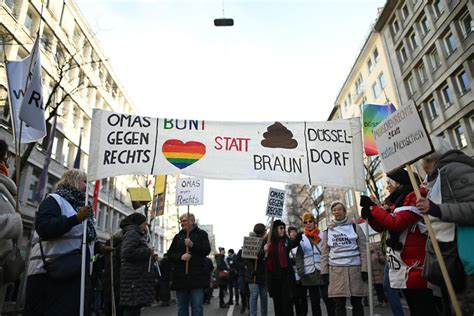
[
  {"left": 293, "top": 283, "right": 308, "bottom": 316},
  {"left": 403, "top": 288, "right": 439, "bottom": 316},
  {"left": 307, "top": 285, "right": 335, "bottom": 316},
  {"left": 374, "top": 284, "right": 387, "bottom": 303},
  {"left": 122, "top": 305, "right": 141, "bottom": 316},
  {"left": 219, "top": 284, "right": 227, "bottom": 305},
  {"left": 271, "top": 278, "right": 294, "bottom": 316},
  {"left": 228, "top": 277, "right": 239, "bottom": 303},
  {"left": 333, "top": 297, "right": 363, "bottom": 316}
]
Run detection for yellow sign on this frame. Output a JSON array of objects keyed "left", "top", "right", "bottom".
[
  {"left": 127, "top": 187, "right": 152, "bottom": 202},
  {"left": 154, "top": 175, "right": 167, "bottom": 195}
]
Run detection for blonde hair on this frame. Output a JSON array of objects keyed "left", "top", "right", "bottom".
[{"left": 57, "top": 169, "right": 87, "bottom": 190}]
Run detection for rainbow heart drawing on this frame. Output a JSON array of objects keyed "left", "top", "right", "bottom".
[{"left": 162, "top": 139, "right": 206, "bottom": 169}]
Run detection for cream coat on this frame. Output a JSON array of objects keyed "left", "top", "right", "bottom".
[
  {"left": 321, "top": 221, "right": 368, "bottom": 298},
  {"left": 0, "top": 173, "right": 21, "bottom": 261}
]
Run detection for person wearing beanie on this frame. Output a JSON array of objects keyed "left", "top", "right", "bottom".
[
  {"left": 167, "top": 213, "right": 211, "bottom": 315},
  {"left": 295, "top": 213, "right": 335, "bottom": 316},
  {"left": 215, "top": 247, "right": 230, "bottom": 308},
  {"left": 321, "top": 201, "right": 368, "bottom": 316},
  {"left": 360, "top": 167, "right": 438, "bottom": 316},
  {"left": 119, "top": 212, "right": 155, "bottom": 315},
  {"left": 261, "top": 219, "right": 300, "bottom": 316},
  {"left": 244, "top": 224, "right": 268, "bottom": 316},
  {"left": 288, "top": 226, "right": 308, "bottom": 315}
]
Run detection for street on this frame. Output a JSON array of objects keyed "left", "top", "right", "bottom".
[{"left": 141, "top": 294, "right": 406, "bottom": 315}]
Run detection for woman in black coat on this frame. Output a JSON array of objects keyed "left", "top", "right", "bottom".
[{"left": 119, "top": 213, "right": 155, "bottom": 316}]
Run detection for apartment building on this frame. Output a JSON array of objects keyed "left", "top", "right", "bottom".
[
  {"left": 374, "top": 0, "right": 473, "bottom": 155},
  {"left": 0, "top": 0, "right": 163, "bottom": 245}
]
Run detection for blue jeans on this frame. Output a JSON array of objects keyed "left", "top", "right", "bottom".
[
  {"left": 248, "top": 283, "right": 268, "bottom": 316},
  {"left": 383, "top": 263, "right": 404, "bottom": 316},
  {"left": 176, "top": 288, "right": 204, "bottom": 316}
]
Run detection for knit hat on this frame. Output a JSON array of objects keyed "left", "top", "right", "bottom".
[
  {"left": 272, "top": 219, "right": 285, "bottom": 230},
  {"left": 253, "top": 223, "right": 266, "bottom": 237},
  {"left": 120, "top": 213, "right": 146, "bottom": 228},
  {"left": 302, "top": 212, "right": 315, "bottom": 222},
  {"left": 388, "top": 168, "right": 412, "bottom": 186}
]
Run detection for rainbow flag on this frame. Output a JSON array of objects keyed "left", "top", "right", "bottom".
[
  {"left": 362, "top": 103, "right": 396, "bottom": 156},
  {"left": 162, "top": 139, "right": 206, "bottom": 169}
]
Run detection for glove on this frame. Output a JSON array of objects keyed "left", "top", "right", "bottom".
[
  {"left": 360, "top": 207, "right": 374, "bottom": 220},
  {"left": 359, "top": 195, "right": 375, "bottom": 208},
  {"left": 320, "top": 274, "right": 329, "bottom": 284},
  {"left": 361, "top": 272, "right": 368, "bottom": 281}
]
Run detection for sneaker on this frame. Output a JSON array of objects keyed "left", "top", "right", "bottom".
[{"left": 220, "top": 304, "right": 230, "bottom": 308}]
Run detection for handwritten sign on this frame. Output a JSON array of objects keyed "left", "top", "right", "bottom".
[
  {"left": 242, "top": 237, "right": 262, "bottom": 259},
  {"left": 88, "top": 109, "right": 366, "bottom": 191},
  {"left": 176, "top": 177, "right": 203, "bottom": 206},
  {"left": 266, "top": 188, "right": 285, "bottom": 219},
  {"left": 373, "top": 102, "right": 432, "bottom": 173}
]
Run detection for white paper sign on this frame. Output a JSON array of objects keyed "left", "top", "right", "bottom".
[
  {"left": 242, "top": 237, "right": 262, "bottom": 259},
  {"left": 176, "top": 177, "right": 204, "bottom": 205},
  {"left": 373, "top": 102, "right": 432, "bottom": 173},
  {"left": 266, "top": 187, "right": 285, "bottom": 218},
  {"left": 87, "top": 109, "right": 366, "bottom": 191}
]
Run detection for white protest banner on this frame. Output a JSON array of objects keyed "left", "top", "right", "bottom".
[
  {"left": 242, "top": 237, "right": 262, "bottom": 259},
  {"left": 373, "top": 101, "right": 432, "bottom": 173},
  {"left": 19, "top": 36, "right": 46, "bottom": 133},
  {"left": 266, "top": 187, "right": 285, "bottom": 218},
  {"left": 5, "top": 38, "right": 46, "bottom": 143},
  {"left": 176, "top": 177, "right": 204, "bottom": 206},
  {"left": 87, "top": 109, "right": 366, "bottom": 191}
]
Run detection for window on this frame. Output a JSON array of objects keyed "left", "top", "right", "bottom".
[
  {"left": 27, "top": 169, "right": 41, "bottom": 203},
  {"left": 433, "top": 0, "right": 444, "bottom": 18},
  {"left": 407, "top": 75, "right": 417, "bottom": 95},
  {"left": 453, "top": 125, "right": 467, "bottom": 148},
  {"left": 420, "top": 16, "right": 430, "bottom": 36},
  {"left": 399, "top": 45, "right": 408, "bottom": 63},
  {"left": 344, "top": 99, "right": 349, "bottom": 112},
  {"left": 401, "top": 5, "right": 409, "bottom": 20},
  {"left": 392, "top": 18, "right": 400, "bottom": 34},
  {"left": 442, "top": 85, "right": 453, "bottom": 107},
  {"left": 444, "top": 33, "right": 457, "bottom": 55},
  {"left": 373, "top": 48, "right": 379, "bottom": 63},
  {"left": 430, "top": 47, "right": 441, "bottom": 69},
  {"left": 378, "top": 72, "right": 386, "bottom": 89},
  {"left": 417, "top": 62, "right": 427, "bottom": 83},
  {"left": 41, "top": 31, "right": 52, "bottom": 52},
  {"left": 428, "top": 98, "right": 439, "bottom": 120},
  {"left": 372, "top": 81, "right": 381, "bottom": 98},
  {"left": 367, "top": 59, "right": 373, "bottom": 73},
  {"left": 4, "top": 0, "right": 15, "bottom": 11},
  {"left": 460, "top": 12, "right": 472, "bottom": 38},
  {"left": 456, "top": 71, "right": 471, "bottom": 94},
  {"left": 409, "top": 31, "right": 418, "bottom": 50},
  {"left": 355, "top": 75, "right": 364, "bottom": 94},
  {"left": 24, "top": 11, "right": 34, "bottom": 34}
]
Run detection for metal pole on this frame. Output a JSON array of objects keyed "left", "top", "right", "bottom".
[
  {"left": 185, "top": 205, "right": 190, "bottom": 274},
  {"left": 79, "top": 182, "right": 90, "bottom": 316}
]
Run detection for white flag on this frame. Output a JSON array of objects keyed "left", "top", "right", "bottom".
[{"left": 19, "top": 37, "right": 46, "bottom": 135}]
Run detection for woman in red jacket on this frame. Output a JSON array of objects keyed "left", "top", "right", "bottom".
[{"left": 359, "top": 168, "right": 438, "bottom": 316}]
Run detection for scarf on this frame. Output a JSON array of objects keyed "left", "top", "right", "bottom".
[
  {"left": 0, "top": 162, "right": 8, "bottom": 176},
  {"left": 304, "top": 227, "right": 321, "bottom": 244},
  {"left": 333, "top": 215, "right": 348, "bottom": 226},
  {"left": 266, "top": 238, "right": 288, "bottom": 273},
  {"left": 387, "top": 185, "right": 413, "bottom": 208},
  {"left": 55, "top": 186, "right": 97, "bottom": 243}
]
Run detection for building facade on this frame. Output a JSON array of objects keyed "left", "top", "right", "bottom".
[
  {"left": 374, "top": 0, "right": 473, "bottom": 155},
  {"left": 0, "top": 0, "right": 164, "bottom": 247}
]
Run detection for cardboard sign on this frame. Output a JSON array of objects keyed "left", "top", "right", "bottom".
[
  {"left": 373, "top": 102, "right": 432, "bottom": 173},
  {"left": 266, "top": 187, "right": 285, "bottom": 218},
  {"left": 87, "top": 110, "right": 366, "bottom": 191},
  {"left": 242, "top": 237, "right": 262, "bottom": 259},
  {"left": 176, "top": 177, "right": 203, "bottom": 205}
]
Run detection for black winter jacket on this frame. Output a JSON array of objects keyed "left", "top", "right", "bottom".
[
  {"left": 168, "top": 225, "right": 211, "bottom": 290},
  {"left": 119, "top": 225, "right": 154, "bottom": 307}
]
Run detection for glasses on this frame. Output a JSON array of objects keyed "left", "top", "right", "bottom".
[
  {"left": 277, "top": 226, "right": 285, "bottom": 230},
  {"left": 304, "top": 220, "right": 313, "bottom": 224}
]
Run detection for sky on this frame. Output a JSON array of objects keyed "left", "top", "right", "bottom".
[{"left": 76, "top": 0, "right": 386, "bottom": 251}]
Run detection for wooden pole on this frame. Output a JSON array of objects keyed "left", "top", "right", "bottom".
[
  {"left": 185, "top": 205, "right": 190, "bottom": 274},
  {"left": 406, "top": 164, "right": 462, "bottom": 316},
  {"left": 264, "top": 217, "right": 274, "bottom": 258}
]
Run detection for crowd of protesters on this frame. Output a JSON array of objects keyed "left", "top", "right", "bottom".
[{"left": 1, "top": 135, "right": 473, "bottom": 316}]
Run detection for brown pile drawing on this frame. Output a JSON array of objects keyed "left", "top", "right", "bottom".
[{"left": 261, "top": 122, "right": 298, "bottom": 149}]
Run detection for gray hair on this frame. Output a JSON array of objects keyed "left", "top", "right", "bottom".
[
  {"left": 330, "top": 200, "right": 347, "bottom": 214},
  {"left": 57, "top": 169, "right": 86, "bottom": 190},
  {"left": 422, "top": 136, "right": 454, "bottom": 163}
]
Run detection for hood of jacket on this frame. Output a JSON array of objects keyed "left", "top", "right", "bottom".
[{"left": 429, "top": 150, "right": 474, "bottom": 181}]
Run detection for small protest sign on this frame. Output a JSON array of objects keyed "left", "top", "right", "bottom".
[
  {"left": 373, "top": 101, "right": 432, "bottom": 173},
  {"left": 242, "top": 237, "right": 262, "bottom": 259},
  {"left": 266, "top": 188, "right": 285, "bottom": 218},
  {"left": 176, "top": 177, "right": 203, "bottom": 206}
]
